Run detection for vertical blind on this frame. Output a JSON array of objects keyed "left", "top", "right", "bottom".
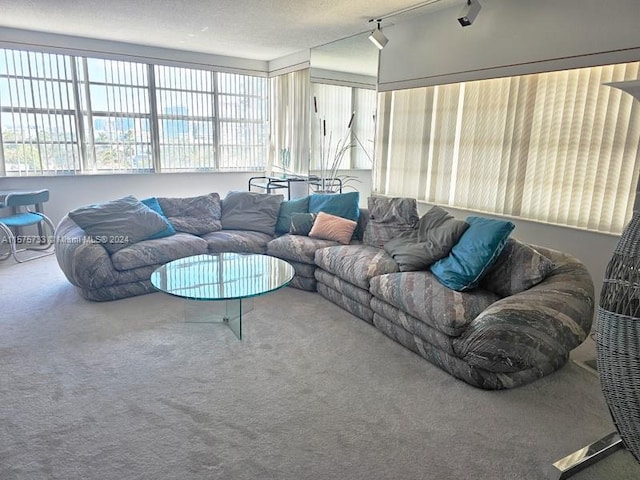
[
  {"left": 310, "top": 83, "right": 376, "bottom": 171},
  {"left": 375, "top": 61, "right": 640, "bottom": 234},
  {"left": 268, "top": 69, "right": 310, "bottom": 176}
]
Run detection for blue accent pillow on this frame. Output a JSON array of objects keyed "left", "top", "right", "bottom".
[
  {"left": 276, "top": 196, "right": 310, "bottom": 233},
  {"left": 141, "top": 197, "right": 176, "bottom": 239},
  {"left": 430, "top": 216, "right": 515, "bottom": 291},
  {"left": 309, "top": 192, "right": 359, "bottom": 221}
]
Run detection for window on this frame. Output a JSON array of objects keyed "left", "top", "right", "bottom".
[
  {"left": 0, "top": 47, "right": 268, "bottom": 176},
  {"left": 80, "top": 58, "right": 152, "bottom": 172},
  {"left": 310, "top": 83, "right": 376, "bottom": 171},
  {"left": 0, "top": 49, "right": 80, "bottom": 175},
  {"left": 217, "top": 73, "right": 268, "bottom": 171},
  {"left": 374, "top": 62, "right": 640, "bottom": 234},
  {"left": 155, "top": 65, "right": 215, "bottom": 171}
]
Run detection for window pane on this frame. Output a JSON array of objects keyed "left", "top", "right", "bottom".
[
  {"left": 154, "top": 65, "right": 217, "bottom": 171},
  {"left": 0, "top": 49, "right": 80, "bottom": 175},
  {"left": 81, "top": 57, "right": 152, "bottom": 172},
  {"left": 217, "top": 73, "right": 268, "bottom": 171}
]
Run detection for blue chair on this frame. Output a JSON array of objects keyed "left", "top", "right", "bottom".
[{"left": 0, "top": 189, "right": 55, "bottom": 263}]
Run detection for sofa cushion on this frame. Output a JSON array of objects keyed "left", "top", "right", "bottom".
[
  {"left": 158, "top": 193, "right": 222, "bottom": 235},
  {"left": 480, "top": 238, "right": 555, "bottom": 297},
  {"left": 315, "top": 268, "right": 372, "bottom": 307},
  {"left": 286, "top": 260, "right": 317, "bottom": 279},
  {"left": 267, "top": 234, "right": 339, "bottom": 264},
  {"left": 221, "top": 191, "right": 284, "bottom": 235},
  {"left": 276, "top": 196, "right": 310, "bottom": 233},
  {"left": 140, "top": 197, "right": 176, "bottom": 239},
  {"left": 309, "top": 192, "right": 359, "bottom": 221},
  {"left": 309, "top": 212, "right": 357, "bottom": 245},
  {"left": 370, "top": 271, "right": 500, "bottom": 337},
  {"left": 201, "top": 229, "right": 273, "bottom": 254},
  {"left": 290, "top": 213, "right": 317, "bottom": 236},
  {"left": 69, "top": 195, "right": 170, "bottom": 254},
  {"left": 384, "top": 206, "right": 469, "bottom": 271},
  {"left": 430, "top": 216, "right": 515, "bottom": 291},
  {"left": 314, "top": 244, "right": 398, "bottom": 290},
  {"left": 363, "top": 196, "right": 419, "bottom": 248},
  {"left": 111, "top": 233, "right": 209, "bottom": 271}
]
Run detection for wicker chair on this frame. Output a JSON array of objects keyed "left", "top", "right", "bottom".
[{"left": 596, "top": 210, "right": 640, "bottom": 462}]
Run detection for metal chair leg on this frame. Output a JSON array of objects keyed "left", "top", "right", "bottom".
[{"left": 0, "top": 215, "right": 55, "bottom": 263}]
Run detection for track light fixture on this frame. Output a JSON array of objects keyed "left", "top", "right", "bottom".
[
  {"left": 368, "top": 19, "right": 388, "bottom": 50},
  {"left": 457, "top": 0, "right": 481, "bottom": 27}
]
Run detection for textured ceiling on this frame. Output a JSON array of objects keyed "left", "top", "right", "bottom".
[{"left": 0, "top": 0, "right": 460, "bottom": 61}]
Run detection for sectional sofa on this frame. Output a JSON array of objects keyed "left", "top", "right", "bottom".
[{"left": 54, "top": 191, "right": 594, "bottom": 389}]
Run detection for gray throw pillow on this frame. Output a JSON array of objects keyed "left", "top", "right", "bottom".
[
  {"left": 480, "top": 238, "right": 555, "bottom": 297},
  {"left": 416, "top": 205, "right": 469, "bottom": 251},
  {"left": 290, "top": 213, "right": 317, "bottom": 236},
  {"left": 384, "top": 206, "right": 469, "bottom": 272},
  {"left": 158, "top": 193, "right": 222, "bottom": 235},
  {"left": 221, "top": 191, "right": 284, "bottom": 235},
  {"left": 363, "top": 196, "right": 419, "bottom": 248},
  {"left": 69, "top": 195, "right": 169, "bottom": 254}
]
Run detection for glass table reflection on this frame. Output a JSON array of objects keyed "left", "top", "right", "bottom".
[{"left": 150, "top": 253, "right": 294, "bottom": 339}]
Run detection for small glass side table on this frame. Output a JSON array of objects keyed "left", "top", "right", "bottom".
[{"left": 150, "top": 253, "right": 294, "bottom": 339}]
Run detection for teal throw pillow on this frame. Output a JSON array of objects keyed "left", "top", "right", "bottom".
[
  {"left": 430, "top": 216, "right": 515, "bottom": 291},
  {"left": 309, "top": 192, "right": 359, "bottom": 221},
  {"left": 141, "top": 197, "right": 176, "bottom": 239},
  {"left": 276, "top": 196, "right": 310, "bottom": 233}
]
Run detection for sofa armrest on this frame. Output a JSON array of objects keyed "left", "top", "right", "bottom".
[
  {"left": 453, "top": 249, "right": 595, "bottom": 374},
  {"left": 55, "top": 215, "right": 120, "bottom": 289}
]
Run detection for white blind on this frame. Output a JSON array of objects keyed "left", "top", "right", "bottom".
[
  {"left": 268, "top": 69, "right": 310, "bottom": 176},
  {"left": 310, "top": 83, "right": 376, "bottom": 171},
  {"left": 375, "top": 62, "right": 640, "bottom": 234}
]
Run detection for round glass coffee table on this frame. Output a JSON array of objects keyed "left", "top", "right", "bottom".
[{"left": 150, "top": 253, "right": 294, "bottom": 339}]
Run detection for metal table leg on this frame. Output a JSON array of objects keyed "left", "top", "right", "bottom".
[{"left": 548, "top": 432, "right": 623, "bottom": 479}]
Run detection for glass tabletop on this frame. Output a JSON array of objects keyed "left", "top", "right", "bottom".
[{"left": 150, "top": 253, "right": 294, "bottom": 301}]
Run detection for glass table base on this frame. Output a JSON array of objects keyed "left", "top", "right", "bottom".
[{"left": 183, "top": 298, "right": 254, "bottom": 340}]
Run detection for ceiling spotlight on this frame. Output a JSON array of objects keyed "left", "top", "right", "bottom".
[
  {"left": 458, "top": 0, "right": 481, "bottom": 27},
  {"left": 368, "top": 20, "right": 388, "bottom": 50}
]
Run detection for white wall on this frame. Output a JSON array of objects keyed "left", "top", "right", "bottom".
[
  {"left": 0, "top": 26, "right": 268, "bottom": 75},
  {"left": 0, "top": 173, "right": 256, "bottom": 226},
  {"left": 379, "top": 0, "right": 640, "bottom": 91},
  {"left": 0, "top": 169, "right": 373, "bottom": 226}
]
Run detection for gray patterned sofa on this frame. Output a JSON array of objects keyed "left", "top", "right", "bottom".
[
  {"left": 313, "top": 197, "right": 595, "bottom": 389},
  {"left": 56, "top": 192, "right": 290, "bottom": 301},
  {"left": 55, "top": 190, "right": 366, "bottom": 301},
  {"left": 55, "top": 191, "right": 594, "bottom": 390}
]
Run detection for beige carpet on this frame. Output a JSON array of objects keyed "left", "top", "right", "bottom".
[{"left": 1, "top": 255, "right": 639, "bottom": 480}]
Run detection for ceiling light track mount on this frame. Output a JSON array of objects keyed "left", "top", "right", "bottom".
[{"left": 368, "top": 19, "right": 388, "bottom": 50}]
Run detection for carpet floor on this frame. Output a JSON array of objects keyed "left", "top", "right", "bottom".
[{"left": 1, "top": 255, "right": 639, "bottom": 480}]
